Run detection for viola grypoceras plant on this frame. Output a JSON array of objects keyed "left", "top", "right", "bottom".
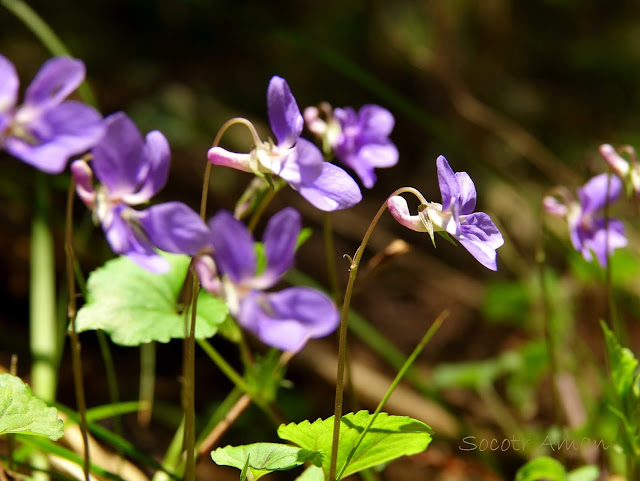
[
  {"left": 304, "top": 103, "right": 398, "bottom": 188},
  {"left": 387, "top": 155, "right": 504, "bottom": 270},
  {"left": 72, "top": 112, "right": 209, "bottom": 272},
  {"left": 195, "top": 207, "right": 339, "bottom": 351},
  {"left": 208, "top": 76, "right": 362, "bottom": 211},
  {"left": 0, "top": 55, "right": 104, "bottom": 173},
  {"left": 544, "top": 172, "right": 627, "bottom": 267}
]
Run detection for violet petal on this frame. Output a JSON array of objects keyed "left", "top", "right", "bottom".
[
  {"left": 358, "top": 105, "right": 395, "bottom": 139},
  {"left": 577, "top": 173, "right": 622, "bottom": 215},
  {"left": 238, "top": 287, "right": 339, "bottom": 351},
  {"left": 139, "top": 202, "right": 210, "bottom": 256},
  {"left": 122, "top": 130, "right": 171, "bottom": 205},
  {"left": 454, "top": 172, "right": 477, "bottom": 215},
  {"left": 294, "top": 162, "right": 362, "bottom": 211},
  {"left": 103, "top": 205, "right": 169, "bottom": 273},
  {"left": 0, "top": 55, "right": 18, "bottom": 114},
  {"left": 252, "top": 207, "right": 301, "bottom": 289},
  {"left": 436, "top": 155, "right": 460, "bottom": 211},
  {"left": 267, "top": 76, "right": 303, "bottom": 149},
  {"left": 5, "top": 100, "right": 104, "bottom": 173},
  {"left": 278, "top": 138, "right": 324, "bottom": 185},
  {"left": 24, "top": 57, "right": 85, "bottom": 111},
  {"left": 92, "top": 112, "right": 147, "bottom": 195},
  {"left": 209, "top": 210, "right": 256, "bottom": 284}
]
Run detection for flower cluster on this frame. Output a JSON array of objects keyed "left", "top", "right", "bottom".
[
  {"left": 5, "top": 54, "right": 507, "bottom": 351},
  {"left": 304, "top": 103, "right": 398, "bottom": 188}
]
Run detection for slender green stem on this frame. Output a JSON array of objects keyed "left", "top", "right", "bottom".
[
  {"left": 1, "top": 0, "right": 97, "bottom": 107},
  {"left": 328, "top": 187, "right": 428, "bottom": 481},
  {"left": 151, "top": 418, "right": 185, "bottom": 481},
  {"left": 182, "top": 273, "right": 198, "bottom": 481},
  {"left": 65, "top": 179, "right": 91, "bottom": 481},
  {"left": 336, "top": 311, "right": 447, "bottom": 480},
  {"left": 30, "top": 173, "right": 58, "bottom": 401},
  {"left": 138, "top": 342, "right": 156, "bottom": 426},
  {"left": 323, "top": 212, "right": 340, "bottom": 301},
  {"left": 30, "top": 173, "right": 62, "bottom": 481}
]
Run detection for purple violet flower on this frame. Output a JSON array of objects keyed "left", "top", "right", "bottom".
[
  {"left": 305, "top": 104, "right": 398, "bottom": 188},
  {"left": 208, "top": 76, "right": 362, "bottom": 211},
  {"left": 387, "top": 155, "right": 504, "bottom": 270},
  {"left": 72, "top": 112, "right": 209, "bottom": 272},
  {"left": 198, "top": 207, "right": 339, "bottom": 351},
  {"left": 0, "top": 55, "right": 104, "bottom": 173},
  {"left": 544, "top": 173, "right": 627, "bottom": 267}
]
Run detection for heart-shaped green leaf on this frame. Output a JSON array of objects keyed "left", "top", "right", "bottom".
[
  {"left": 277, "top": 411, "right": 432, "bottom": 480},
  {"left": 76, "top": 253, "right": 227, "bottom": 346},
  {"left": 0, "top": 374, "right": 63, "bottom": 440}
]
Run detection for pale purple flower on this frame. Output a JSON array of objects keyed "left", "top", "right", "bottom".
[
  {"left": 305, "top": 104, "right": 398, "bottom": 188},
  {"left": 0, "top": 55, "right": 104, "bottom": 173},
  {"left": 198, "top": 208, "right": 339, "bottom": 351},
  {"left": 208, "top": 76, "right": 361, "bottom": 211},
  {"left": 72, "top": 112, "right": 209, "bottom": 272},
  {"left": 600, "top": 143, "right": 640, "bottom": 196},
  {"left": 544, "top": 173, "right": 627, "bottom": 267},
  {"left": 387, "top": 155, "right": 503, "bottom": 270}
]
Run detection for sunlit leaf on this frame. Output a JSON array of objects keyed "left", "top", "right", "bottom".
[
  {"left": 515, "top": 457, "right": 567, "bottom": 481},
  {"left": 0, "top": 374, "right": 63, "bottom": 440},
  {"left": 76, "top": 253, "right": 228, "bottom": 346},
  {"left": 277, "top": 411, "right": 432, "bottom": 480},
  {"left": 211, "top": 443, "right": 321, "bottom": 481}
]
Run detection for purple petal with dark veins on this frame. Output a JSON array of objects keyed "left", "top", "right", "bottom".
[
  {"left": 457, "top": 212, "right": 504, "bottom": 271},
  {"left": 24, "top": 57, "right": 85, "bottom": 111},
  {"left": 251, "top": 208, "right": 301, "bottom": 289},
  {"left": 0, "top": 55, "right": 18, "bottom": 114},
  {"left": 4, "top": 100, "right": 104, "bottom": 173},
  {"left": 103, "top": 205, "right": 169, "bottom": 273},
  {"left": 139, "top": 202, "right": 210, "bottom": 256},
  {"left": 294, "top": 162, "right": 362, "bottom": 211},
  {"left": 122, "top": 130, "right": 170, "bottom": 205},
  {"left": 436, "top": 155, "right": 460, "bottom": 211},
  {"left": 91, "top": 112, "right": 146, "bottom": 194},
  {"left": 277, "top": 138, "right": 323, "bottom": 185},
  {"left": 267, "top": 76, "right": 303, "bottom": 149},
  {"left": 209, "top": 210, "right": 256, "bottom": 284},
  {"left": 237, "top": 287, "right": 339, "bottom": 351},
  {"left": 454, "top": 172, "right": 476, "bottom": 215},
  {"left": 577, "top": 173, "right": 622, "bottom": 215}
]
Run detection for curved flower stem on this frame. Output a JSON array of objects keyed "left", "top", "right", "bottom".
[
  {"left": 65, "top": 179, "right": 91, "bottom": 481},
  {"left": 200, "top": 117, "right": 262, "bottom": 220},
  {"left": 328, "top": 187, "right": 428, "bottom": 481},
  {"left": 336, "top": 311, "right": 447, "bottom": 480},
  {"left": 180, "top": 116, "right": 264, "bottom": 480}
]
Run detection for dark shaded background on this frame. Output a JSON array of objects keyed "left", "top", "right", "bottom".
[{"left": 2, "top": 1, "right": 640, "bottom": 480}]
